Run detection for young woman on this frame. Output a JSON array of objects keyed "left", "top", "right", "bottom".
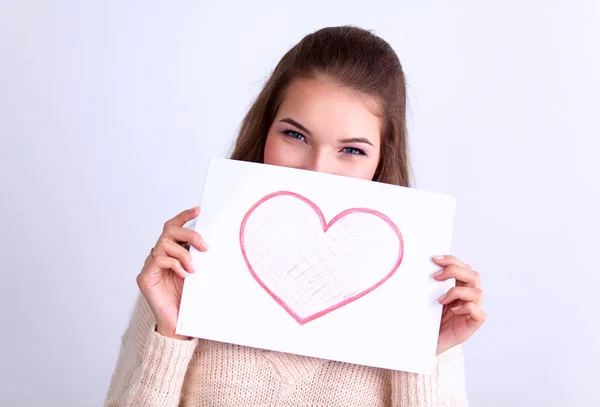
[{"left": 106, "top": 25, "right": 486, "bottom": 407}]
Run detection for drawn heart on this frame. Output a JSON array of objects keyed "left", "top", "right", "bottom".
[{"left": 240, "top": 191, "right": 404, "bottom": 325}]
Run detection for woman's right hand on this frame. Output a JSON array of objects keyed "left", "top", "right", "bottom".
[{"left": 136, "top": 206, "right": 208, "bottom": 340}]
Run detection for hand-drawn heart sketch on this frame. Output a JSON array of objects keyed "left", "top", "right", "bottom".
[{"left": 239, "top": 191, "right": 404, "bottom": 324}]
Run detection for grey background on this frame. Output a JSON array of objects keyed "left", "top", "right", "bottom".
[{"left": 1, "top": 1, "right": 598, "bottom": 406}]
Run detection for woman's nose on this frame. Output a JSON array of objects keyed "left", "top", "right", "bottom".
[{"left": 304, "top": 151, "right": 334, "bottom": 174}]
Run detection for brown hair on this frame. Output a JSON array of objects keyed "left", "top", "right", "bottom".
[{"left": 229, "top": 25, "right": 411, "bottom": 187}]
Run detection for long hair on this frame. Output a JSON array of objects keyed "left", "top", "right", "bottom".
[{"left": 229, "top": 25, "right": 411, "bottom": 187}]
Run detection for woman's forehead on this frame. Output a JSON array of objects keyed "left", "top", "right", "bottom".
[{"left": 276, "top": 78, "right": 383, "bottom": 139}]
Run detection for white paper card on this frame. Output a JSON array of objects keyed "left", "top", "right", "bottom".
[{"left": 177, "top": 158, "right": 456, "bottom": 374}]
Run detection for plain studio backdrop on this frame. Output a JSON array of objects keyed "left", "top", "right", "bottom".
[{"left": 1, "top": 1, "right": 598, "bottom": 406}]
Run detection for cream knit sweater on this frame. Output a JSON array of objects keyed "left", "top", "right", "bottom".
[{"left": 105, "top": 294, "right": 469, "bottom": 406}]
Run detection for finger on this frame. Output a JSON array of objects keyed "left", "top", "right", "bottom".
[
  {"left": 446, "top": 298, "right": 466, "bottom": 310},
  {"left": 433, "top": 265, "right": 481, "bottom": 288},
  {"left": 164, "top": 206, "right": 200, "bottom": 229},
  {"left": 163, "top": 239, "right": 195, "bottom": 273},
  {"left": 162, "top": 225, "right": 208, "bottom": 252},
  {"left": 152, "top": 255, "right": 189, "bottom": 279},
  {"left": 438, "top": 286, "right": 483, "bottom": 306},
  {"left": 431, "top": 255, "right": 470, "bottom": 269},
  {"left": 450, "top": 302, "right": 487, "bottom": 328}
]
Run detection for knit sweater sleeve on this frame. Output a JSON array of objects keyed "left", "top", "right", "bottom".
[
  {"left": 391, "top": 345, "right": 469, "bottom": 407},
  {"left": 104, "top": 293, "right": 199, "bottom": 407}
]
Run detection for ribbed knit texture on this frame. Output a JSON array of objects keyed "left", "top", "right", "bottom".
[{"left": 105, "top": 294, "right": 468, "bottom": 406}]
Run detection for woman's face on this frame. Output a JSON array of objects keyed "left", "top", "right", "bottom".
[{"left": 264, "top": 78, "right": 382, "bottom": 180}]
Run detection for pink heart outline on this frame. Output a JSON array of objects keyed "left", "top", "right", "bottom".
[{"left": 240, "top": 190, "right": 404, "bottom": 325}]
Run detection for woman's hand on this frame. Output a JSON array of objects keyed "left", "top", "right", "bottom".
[
  {"left": 432, "top": 255, "right": 486, "bottom": 355},
  {"left": 136, "top": 207, "right": 208, "bottom": 340}
]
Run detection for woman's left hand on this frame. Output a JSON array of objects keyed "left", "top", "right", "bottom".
[{"left": 432, "top": 255, "right": 487, "bottom": 355}]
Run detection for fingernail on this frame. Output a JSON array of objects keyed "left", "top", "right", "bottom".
[
  {"left": 451, "top": 305, "right": 462, "bottom": 311},
  {"left": 437, "top": 293, "right": 446, "bottom": 302},
  {"left": 179, "top": 265, "right": 191, "bottom": 278},
  {"left": 433, "top": 255, "right": 444, "bottom": 260},
  {"left": 433, "top": 269, "right": 444, "bottom": 277},
  {"left": 200, "top": 239, "right": 209, "bottom": 250}
]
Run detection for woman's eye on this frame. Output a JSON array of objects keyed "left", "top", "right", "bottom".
[
  {"left": 341, "top": 147, "right": 366, "bottom": 156},
  {"left": 283, "top": 130, "right": 306, "bottom": 142}
]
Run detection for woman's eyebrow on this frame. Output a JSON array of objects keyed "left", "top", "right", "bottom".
[
  {"left": 280, "top": 118, "right": 312, "bottom": 136},
  {"left": 338, "top": 137, "right": 374, "bottom": 146}
]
